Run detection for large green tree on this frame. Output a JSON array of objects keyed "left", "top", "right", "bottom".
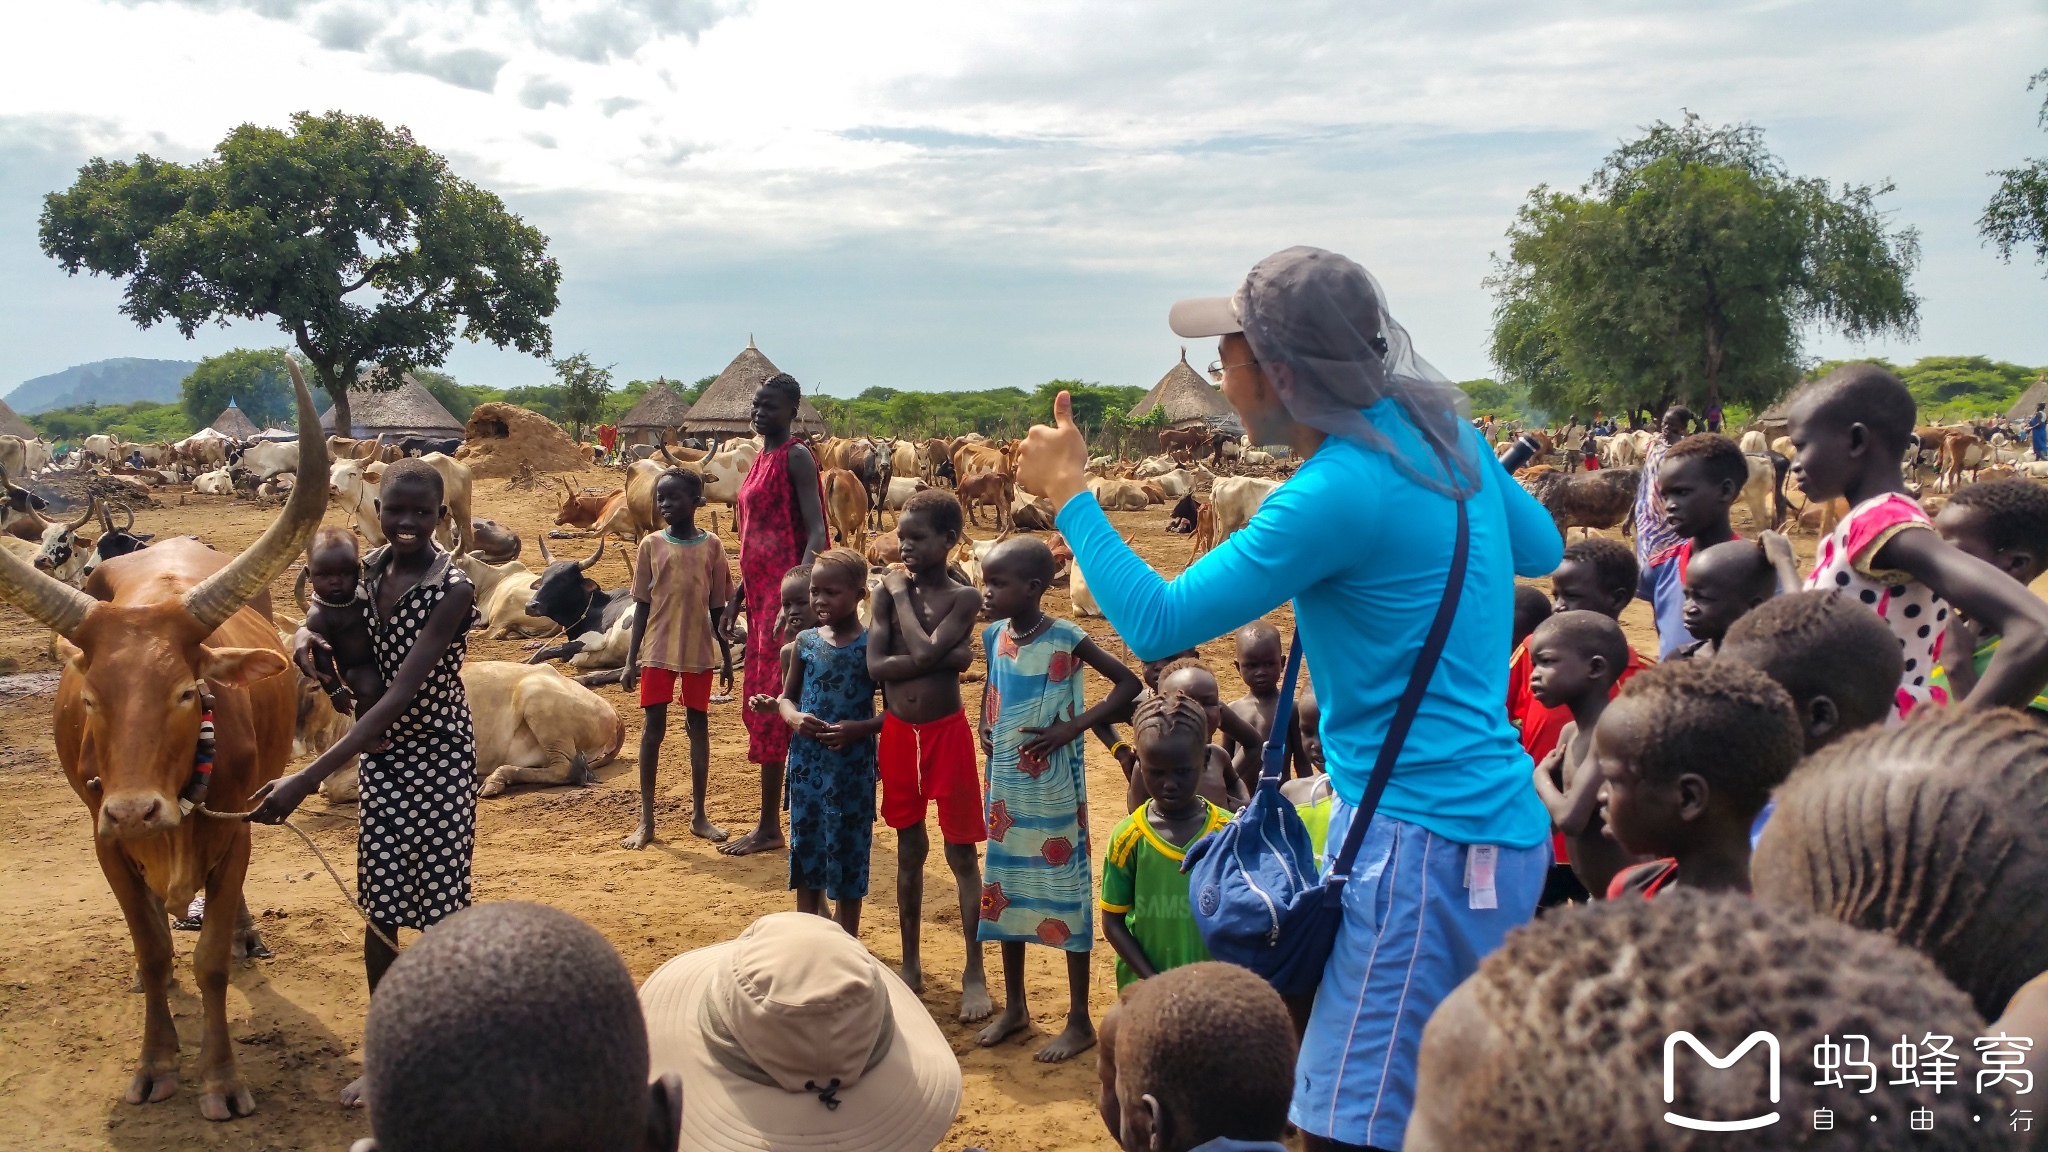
[
  {"left": 1982, "top": 69, "right": 2048, "bottom": 275},
  {"left": 1489, "top": 114, "right": 1921, "bottom": 422},
  {"left": 553, "top": 352, "right": 614, "bottom": 438},
  {"left": 38, "top": 110, "right": 561, "bottom": 434},
  {"left": 181, "top": 347, "right": 297, "bottom": 431}
]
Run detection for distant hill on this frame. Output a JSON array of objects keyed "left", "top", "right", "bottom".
[{"left": 6, "top": 358, "right": 198, "bottom": 415}]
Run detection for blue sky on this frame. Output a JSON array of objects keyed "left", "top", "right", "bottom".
[{"left": 2, "top": 0, "right": 2044, "bottom": 402}]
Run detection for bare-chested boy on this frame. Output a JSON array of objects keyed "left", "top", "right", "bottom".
[
  {"left": 866, "top": 489, "right": 990, "bottom": 1021},
  {"left": 1218, "top": 620, "right": 1304, "bottom": 779}
]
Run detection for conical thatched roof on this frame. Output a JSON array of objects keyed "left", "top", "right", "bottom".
[
  {"left": 2010, "top": 375, "right": 2048, "bottom": 421},
  {"left": 210, "top": 399, "right": 261, "bottom": 439},
  {"left": 620, "top": 377, "right": 694, "bottom": 432},
  {"left": 1130, "top": 349, "right": 1243, "bottom": 434},
  {"left": 318, "top": 372, "right": 465, "bottom": 437},
  {"left": 0, "top": 397, "right": 33, "bottom": 439},
  {"left": 682, "top": 340, "right": 826, "bottom": 435}
]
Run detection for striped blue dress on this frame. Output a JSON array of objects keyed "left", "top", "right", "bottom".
[{"left": 976, "top": 617, "right": 1093, "bottom": 952}]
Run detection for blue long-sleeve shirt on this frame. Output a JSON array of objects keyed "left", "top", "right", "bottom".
[{"left": 1058, "top": 402, "right": 1563, "bottom": 848}]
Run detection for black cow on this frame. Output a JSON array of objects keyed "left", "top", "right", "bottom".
[
  {"left": 398, "top": 436, "right": 462, "bottom": 458},
  {"left": 522, "top": 537, "right": 634, "bottom": 665},
  {"left": 82, "top": 502, "right": 153, "bottom": 579}
]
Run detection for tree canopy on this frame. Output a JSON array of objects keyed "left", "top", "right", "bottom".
[
  {"left": 180, "top": 347, "right": 298, "bottom": 432},
  {"left": 29, "top": 400, "right": 191, "bottom": 444},
  {"left": 1982, "top": 68, "right": 2048, "bottom": 275},
  {"left": 553, "top": 353, "right": 614, "bottom": 437},
  {"left": 38, "top": 110, "right": 562, "bottom": 433},
  {"left": 1489, "top": 114, "right": 1921, "bottom": 422}
]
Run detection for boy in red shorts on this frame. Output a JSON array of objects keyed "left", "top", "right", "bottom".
[
  {"left": 621, "top": 469, "right": 734, "bottom": 850},
  {"left": 867, "top": 489, "right": 991, "bottom": 1022}
]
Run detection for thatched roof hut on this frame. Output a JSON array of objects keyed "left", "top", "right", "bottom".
[
  {"left": 2009, "top": 375, "right": 2048, "bottom": 421},
  {"left": 1130, "top": 350, "right": 1243, "bottom": 435},
  {"left": 682, "top": 339, "right": 826, "bottom": 436},
  {"left": 0, "top": 397, "right": 34, "bottom": 439},
  {"left": 209, "top": 399, "right": 262, "bottom": 440},
  {"left": 619, "top": 377, "right": 694, "bottom": 446},
  {"left": 318, "top": 372, "right": 465, "bottom": 438}
]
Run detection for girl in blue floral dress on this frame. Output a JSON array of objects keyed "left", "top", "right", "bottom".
[{"left": 753, "top": 549, "right": 882, "bottom": 934}]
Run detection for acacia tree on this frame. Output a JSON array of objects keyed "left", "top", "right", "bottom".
[
  {"left": 181, "top": 347, "right": 299, "bottom": 431},
  {"left": 554, "top": 353, "right": 614, "bottom": 439},
  {"left": 1982, "top": 69, "right": 2048, "bottom": 275},
  {"left": 1488, "top": 115, "right": 1921, "bottom": 422},
  {"left": 39, "top": 111, "right": 561, "bottom": 433}
]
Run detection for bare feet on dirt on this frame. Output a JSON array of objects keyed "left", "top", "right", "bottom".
[
  {"left": 976, "top": 1003, "right": 1030, "bottom": 1048},
  {"left": 716, "top": 824, "right": 783, "bottom": 856}
]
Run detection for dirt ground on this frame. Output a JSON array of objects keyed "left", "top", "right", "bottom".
[{"left": 0, "top": 465, "right": 1704, "bottom": 1151}]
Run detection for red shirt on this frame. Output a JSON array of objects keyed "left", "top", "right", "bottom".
[{"left": 1607, "top": 858, "right": 1680, "bottom": 899}]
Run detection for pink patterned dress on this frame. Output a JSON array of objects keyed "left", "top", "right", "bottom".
[
  {"left": 1803, "top": 491, "right": 1949, "bottom": 720},
  {"left": 738, "top": 439, "right": 818, "bottom": 764}
]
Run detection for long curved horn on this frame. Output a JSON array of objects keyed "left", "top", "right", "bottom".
[
  {"left": 0, "top": 526, "right": 98, "bottom": 637},
  {"left": 116, "top": 503, "right": 134, "bottom": 532},
  {"left": 293, "top": 567, "right": 310, "bottom": 614},
  {"left": 577, "top": 537, "right": 605, "bottom": 571},
  {"left": 556, "top": 475, "right": 574, "bottom": 498},
  {"left": 64, "top": 497, "right": 96, "bottom": 533},
  {"left": 182, "top": 359, "right": 330, "bottom": 633},
  {"left": 658, "top": 443, "right": 679, "bottom": 466},
  {"left": 537, "top": 535, "right": 554, "bottom": 564}
]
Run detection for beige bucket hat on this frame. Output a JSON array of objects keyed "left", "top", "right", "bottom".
[{"left": 639, "top": 912, "right": 962, "bottom": 1151}]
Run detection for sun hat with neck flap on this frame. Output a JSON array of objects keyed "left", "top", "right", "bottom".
[
  {"left": 1169, "top": 245, "right": 1478, "bottom": 499},
  {"left": 639, "top": 912, "right": 961, "bottom": 1151}
]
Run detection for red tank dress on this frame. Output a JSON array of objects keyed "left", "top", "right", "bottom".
[{"left": 738, "top": 439, "right": 820, "bottom": 764}]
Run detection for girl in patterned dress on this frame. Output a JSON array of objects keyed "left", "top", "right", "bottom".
[
  {"left": 972, "top": 536, "right": 1140, "bottom": 1062},
  {"left": 722, "top": 372, "right": 829, "bottom": 858},
  {"left": 1778, "top": 363, "right": 2048, "bottom": 716},
  {"left": 751, "top": 548, "right": 882, "bottom": 933},
  {"left": 251, "top": 460, "right": 479, "bottom": 1108}
]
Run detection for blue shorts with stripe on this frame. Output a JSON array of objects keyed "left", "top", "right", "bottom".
[{"left": 1290, "top": 801, "right": 1547, "bottom": 1149}]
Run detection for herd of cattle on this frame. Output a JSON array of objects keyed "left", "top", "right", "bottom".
[
  {"left": 1492, "top": 419, "right": 2048, "bottom": 541},
  {"left": 56, "top": 398, "right": 2048, "bottom": 1121}
]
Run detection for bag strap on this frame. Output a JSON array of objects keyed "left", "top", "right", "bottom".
[
  {"left": 1255, "top": 631, "right": 1307, "bottom": 790},
  {"left": 1327, "top": 495, "right": 1472, "bottom": 880}
]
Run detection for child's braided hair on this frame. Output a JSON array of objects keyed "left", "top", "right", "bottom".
[
  {"left": 1132, "top": 689, "right": 1208, "bottom": 750},
  {"left": 1947, "top": 477, "right": 2048, "bottom": 561},
  {"left": 1429, "top": 891, "right": 2008, "bottom": 1151},
  {"left": 1754, "top": 706, "right": 2048, "bottom": 1019}
]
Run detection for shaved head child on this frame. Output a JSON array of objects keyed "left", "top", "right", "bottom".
[
  {"left": 354, "top": 902, "right": 681, "bottom": 1152},
  {"left": 1096, "top": 963, "right": 1297, "bottom": 1152},
  {"left": 301, "top": 525, "right": 385, "bottom": 720},
  {"left": 1404, "top": 892, "right": 2009, "bottom": 1151},
  {"left": 1670, "top": 538, "right": 1776, "bottom": 660},
  {"left": 1526, "top": 611, "right": 1642, "bottom": 902},
  {"left": 1596, "top": 661, "right": 1802, "bottom": 898},
  {"left": 974, "top": 535, "right": 1140, "bottom": 1061},
  {"left": 1637, "top": 433, "right": 1752, "bottom": 658},
  {"left": 1930, "top": 477, "right": 2048, "bottom": 715},
  {"left": 1783, "top": 362, "right": 2048, "bottom": 716},
  {"left": 1219, "top": 620, "right": 1306, "bottom": 779},
  {"left": 866, "top": 488, "right": 991, "bottom": 1020},
  {"left": 1508, "top": 537, "right": 1648, "bottom": 907}
]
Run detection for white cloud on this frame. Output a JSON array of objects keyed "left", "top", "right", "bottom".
[{"left": 1, "top": 0, "right": 2044, "bottom": 395}]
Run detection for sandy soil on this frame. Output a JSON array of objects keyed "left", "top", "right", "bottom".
[{"left": 0, "top": 466, "right": 1705, "bottom": 1151}]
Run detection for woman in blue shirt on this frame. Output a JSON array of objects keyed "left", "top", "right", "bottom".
[{"left": 1015, "top": 248, "right": 1562, "bottom": 1152}]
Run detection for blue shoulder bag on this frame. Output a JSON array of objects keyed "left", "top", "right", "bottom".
[{"left": 1182, "top": 494, "right": 1470, "bottom": 995}]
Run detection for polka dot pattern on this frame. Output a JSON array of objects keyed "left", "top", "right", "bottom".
[
  {"left": 356, "top": 556, "right": 480, "bottom": 930},
  {"left": 1804, "top": 493, "right": 1947, "bottom": 722}
]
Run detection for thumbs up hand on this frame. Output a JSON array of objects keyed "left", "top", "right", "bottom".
[{"left": 1014, "top": 390, "right": 1090, "bottom": 509}]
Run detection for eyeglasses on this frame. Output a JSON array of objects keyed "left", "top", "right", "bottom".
[{"left": 1209, "top": 359, "right": 1257, "bottom": 375}]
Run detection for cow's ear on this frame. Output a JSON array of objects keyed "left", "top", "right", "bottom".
[
  {"left": 200, "top": 646, "right": 291, "bottom": 686},
  {"left": 583, "top": 577, "right": 600, "bottom": 593},
  {"left": 53, "top": 636, "right": 85, "bottom": 672}
]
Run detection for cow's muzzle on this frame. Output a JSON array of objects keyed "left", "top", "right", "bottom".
[{"left": 97, "top": 789, "right": 181, "bottom": 838}]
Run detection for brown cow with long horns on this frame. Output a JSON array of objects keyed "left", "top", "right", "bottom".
[{"left": 0, "top": 363, "right": 327, "bottom": 1121}]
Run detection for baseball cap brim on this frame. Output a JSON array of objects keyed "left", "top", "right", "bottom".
[
  {"left": 639, "top": 943, "right": 962, "bottom": 1152},
  {"left": 1168, "top": 296, "right": 1242, "bottom": 338}
]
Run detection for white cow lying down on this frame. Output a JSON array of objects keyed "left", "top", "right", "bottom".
[{"left": 316, "top": 661, "right": 624, "bottom": 800}]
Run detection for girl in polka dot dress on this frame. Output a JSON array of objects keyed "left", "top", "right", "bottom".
[
  {"left": 250, "top": 459, "right": 480, "bottom": 1108},
  {"left": 1777, "top": 365, "right": 2048, "bottom": 718}
]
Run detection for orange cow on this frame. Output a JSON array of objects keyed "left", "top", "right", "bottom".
[{"left": 0, "top": 367, "right": 327, "bottom": 1121}]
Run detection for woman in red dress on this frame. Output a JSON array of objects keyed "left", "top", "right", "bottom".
[{"left": 721, "top": 373, "right": 829, "bottom": 855}]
